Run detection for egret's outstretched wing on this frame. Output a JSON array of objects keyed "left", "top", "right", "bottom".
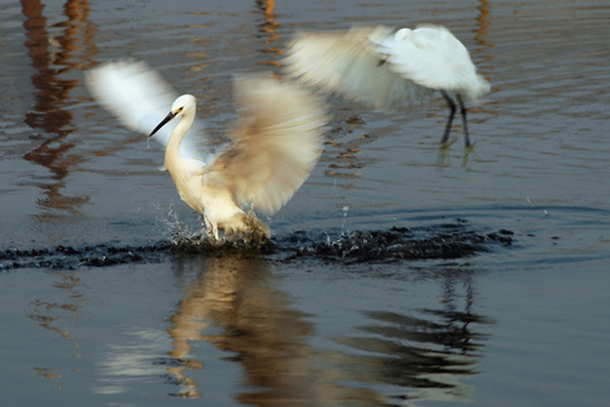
[
  {"left": 375, "top": 24, "right": 490, "bottom": 101},
  {"left": 208, "top": 75, "right": 327, "bottom": 215},
  {"left": 84, "top": 60, "right": 208, "bottom": 161},
  {"left": 282, "top": 26, "right": 431, "bottom": 110}
]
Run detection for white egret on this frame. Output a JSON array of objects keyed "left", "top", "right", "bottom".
[
  {"left": 85, "top": 60, "right": 327, "bottom": 240},
  {"left": 283, "top": 24, "right": 490, "bottom": 147}
]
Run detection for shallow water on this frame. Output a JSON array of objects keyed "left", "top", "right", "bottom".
[{"left": 1, "top": 0, "right": 610, "bottom": 406}]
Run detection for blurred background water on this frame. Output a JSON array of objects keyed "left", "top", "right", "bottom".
[{"left": 1, "top": 0, "right": 609, "bottom": 406}]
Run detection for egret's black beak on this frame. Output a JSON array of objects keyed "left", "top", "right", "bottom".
[{"left": 149, "top": 110, "right": 178, "bottom": 138}]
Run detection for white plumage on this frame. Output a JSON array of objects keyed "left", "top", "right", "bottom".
[
  {"left": 85, "top": 60, "right": 327, "bottom": 240},
  {"left": 283, "top": 24, "right": 490, "bottom": 147}
]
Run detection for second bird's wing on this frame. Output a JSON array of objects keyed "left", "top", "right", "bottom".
[
  {"left": 84, "top": 59, "right": 209, "bottom": 162},
  {"left": 207, "top": 74, "right": 328, "bottom": 215},
  {"left": 282, "top": 25, "right": 430, "bottom": 110}
]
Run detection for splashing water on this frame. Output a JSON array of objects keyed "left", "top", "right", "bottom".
[{"left": 341, "top": 205, "right": 350, "bottom": 234}]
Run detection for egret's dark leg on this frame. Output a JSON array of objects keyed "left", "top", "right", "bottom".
[
  {"left": 456, "top": 94, "right": 471, "bottom": 148},
  {"left": 441, "top": 91, "right": 456, "bottom": 144}
]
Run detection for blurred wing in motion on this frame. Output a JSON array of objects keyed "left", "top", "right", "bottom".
[
  {"left": 208, "top": 74, "right": 328, "bottom": 215},
  {"left": 283, "top": 25, "right": 432, "bottom": 110},
  {"left": 84, "top": 60, "right": 208, "bottom": 162}
]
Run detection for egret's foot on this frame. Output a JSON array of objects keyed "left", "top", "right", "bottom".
[
  {"left": 213, "top": 211, "right": 271, "bottom": 250},
  {"left": 221, "top": 227, "right": 274, "bottom": 252},
  {"left": 231, "top": 227, "right": 272, "bottom": 249},
  {"left": 436, "top": 138, "right": 458, "bottom": 168},
  {"left": 462, "top": 142, "right": 478, "bottom": 169},
  {"left": 440, "top": 137, "right": 458, "bottom": 150},
  {"left": 203, "top": 228, "right": 223, "bottom": 246}
]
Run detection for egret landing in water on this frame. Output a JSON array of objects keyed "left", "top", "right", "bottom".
[
  {"left": 283, "top": 24, "right": 490, "bottom": 153},
  {"left": 85, "top": 60, "right": 327, "bottom": 241}
]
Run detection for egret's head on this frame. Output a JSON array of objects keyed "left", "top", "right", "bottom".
[
  {"left": 149, "top": 94, "right": 197, "bottom": 137},
  {"left": 171, "top": 94, "right": 197, "bottom": 113},
  {"left": 394, "top": 28, "right": 413, "bottom": 42}
]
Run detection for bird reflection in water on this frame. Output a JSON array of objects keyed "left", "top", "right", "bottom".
[
  {"left": 166, "top": 252, "right": 331, "bottom": 402},
  {"left": 333, "top": 273, "right": 493, "bottom": 405},
  {"left": 163, "top": 256, "right": 493, "bottom": 406}
]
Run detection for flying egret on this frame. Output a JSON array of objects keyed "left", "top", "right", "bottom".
[
  {"left": 282, "top": 24, "right": 490, "bottom": 148},
  {"left": 85, "top": 60, "right": 327, "bottom": 240}
]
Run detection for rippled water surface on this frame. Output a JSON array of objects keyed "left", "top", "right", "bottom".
[{"left": 1, "top": 0, "right": 609, "bottom": 406}]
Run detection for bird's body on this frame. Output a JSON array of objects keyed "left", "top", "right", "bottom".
[
  {"left": 375, "top": 26, "right": 490, "bottom": 101},
  {"left": 85, "top": 60, "right": 327, "bottom": 240},
  {"left": 283, "top": 24, "right": 490, "bottom": 147}
]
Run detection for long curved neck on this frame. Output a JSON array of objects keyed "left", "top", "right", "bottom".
[{"left": 164, "top": 112, "right": 195, "bottom": 168}]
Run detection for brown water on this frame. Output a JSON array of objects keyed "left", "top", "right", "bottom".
[{"left": 1, "top": 0, "right": 610, "bottom": 406}]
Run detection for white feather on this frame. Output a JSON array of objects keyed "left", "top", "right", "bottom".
[
  {"left": 374, "top": 25, "right": 490, "bottom": 101},
  {"left": 283, "top": 25, "right": 432, "bottom": 110}
]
